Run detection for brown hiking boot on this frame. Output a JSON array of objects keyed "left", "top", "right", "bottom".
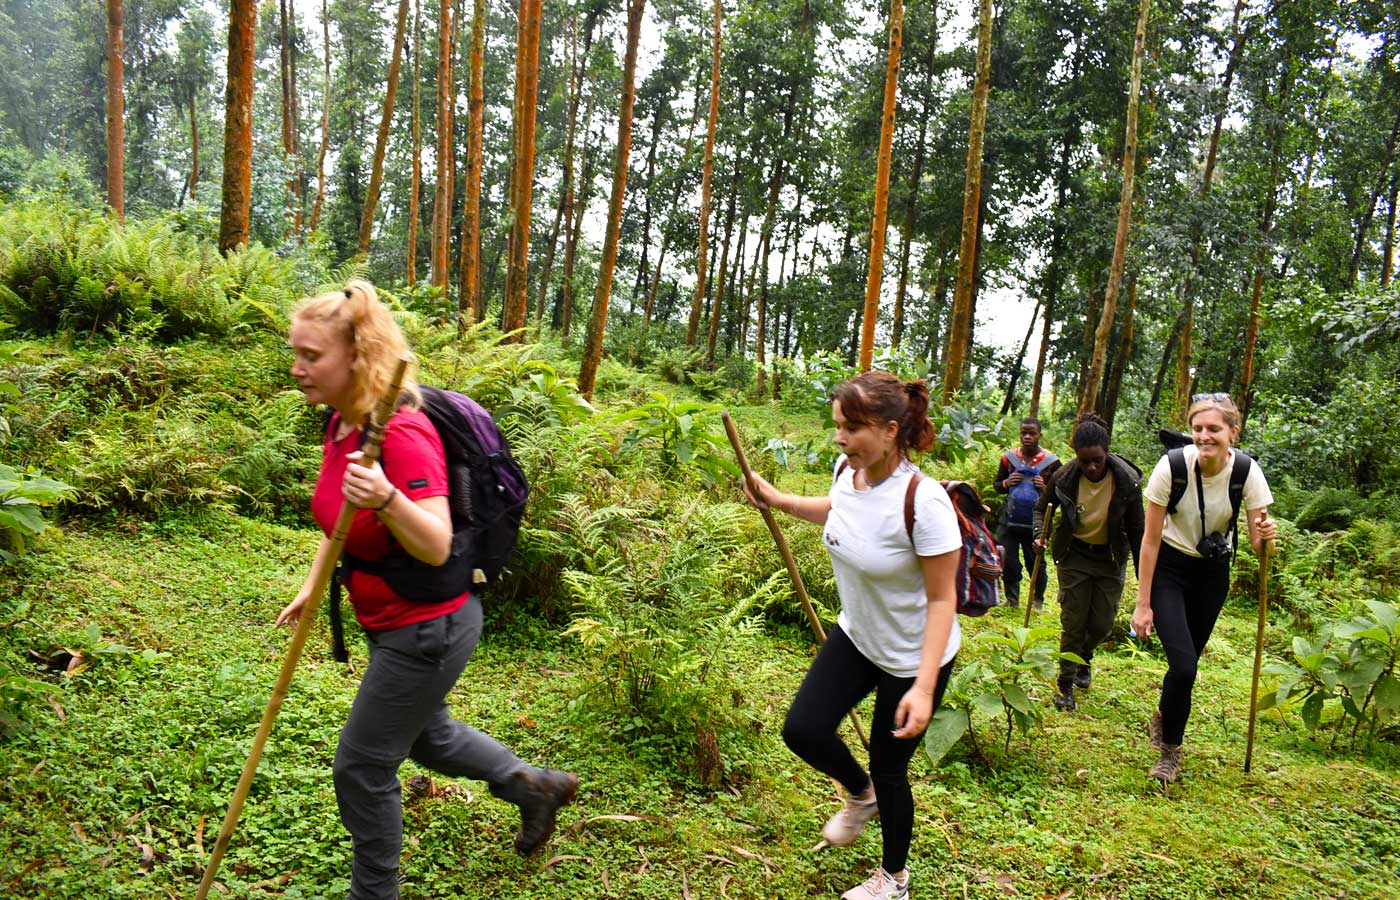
[
  {"left": 1149, "top": 744, "right": 1183, "bottom": 784},
  {"left": 1148, "top": 709, "right": 1164, "bottom": 751},
  {"left": 513, "top": 768, "right": 578, "bottom": 855}
]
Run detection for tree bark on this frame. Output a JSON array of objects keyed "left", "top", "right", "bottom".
[
  {"left": 106, "top": 0, "right": 124, "bottom": 222},
  {"left": 431, "top": 0, "right": 455, "bottom": 291},
  {"left": 940, "top": 0, "right": 991, "bottom": 403},
  {"left": 280, "top": 0, "right": 302, "bottom": 239},
  {"left": 1347, "top": 104, "right": 1400, "bottom": 288},
  {"left": 1382, "top": 170, "right": 1398, "bottom": 288},
  {"left": 459, "top": 0, "right": 485, "bottom": 321},
  {"left": 501, "top": 0, "right": 543, "bottom": 337},
  {"left": 309, "top": 0, "right": 331, "bottom": 235},
  {"left": 219, "top": 0, "right": 257, "bottom": 253},
  {"left": 858, "top": 0, "right": 904, "bottom": 369},
  {"left": 1079, "top": 0, "right": 1149, "bottom": 416},
  {"left": 687, "top": 0, "right": 724, "bottom": 347},
  {"left": 357, "top": 0, "right": 411, "bottom": 256},
  {"left": 1103, "top": 272, "right": 1137, "bottom": 428},
  {"left": 706, "top": 108, "right": 742, "bottom": 360},
  {"left": 188, "top": 94, "right": 199, "bottom": 197},
  {"left": 1240, "top": 78, "right": 1290, "bottom": 430},
  {"left": 999, "top": 297, "right": 1040, "bottom": 416},
  {"left": 407, "top": 0, "right": 422, "bottom": 286},
  {"left": 577, "top": 0, "right": 645, "bottom": 399}
]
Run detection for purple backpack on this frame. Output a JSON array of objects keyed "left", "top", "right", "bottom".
[{"left": 342, "top": 385, "right": 529, "bottom": 603}]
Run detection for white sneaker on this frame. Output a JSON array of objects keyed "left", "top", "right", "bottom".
[
  {"left": 841, "top": 867, "right": 909, "bottom": 900},
  {"left": 822, "top": 786, "right": 879, "bottom": 846}
]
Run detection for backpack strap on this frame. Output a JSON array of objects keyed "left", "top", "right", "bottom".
[
  {"left": 1165, "top": 447, "right": 1188, "bottom": 515},
  {"left": 905, "top": 471, "right": 924, "bottom": 546},
  {"left": 1228, "top": 451, "right": 1251, "bottom": 554},
  {"left": 835, "top": 459, "right": 849, "bottom": 485}
]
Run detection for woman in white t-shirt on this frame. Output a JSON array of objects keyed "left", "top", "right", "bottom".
[
  {"left": 744, "top": 371, "right": 961, "bottom": 900},
  {"left": 1132, "top": 393, "right": 1277, "bottom": 784}
]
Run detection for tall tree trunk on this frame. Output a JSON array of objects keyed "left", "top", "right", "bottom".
[
  {"left": 631, "top": 99, "right": 668, "bottom": 301},
  {"left": 431, "top": 0, "right": 455, "bottom": 291},
  {"left": 1382, "top": 170, "right": 1398, "bottom": 288},
  {"left": 1171, "top": 0, "right": 1249, "bottom": 422},
  {"left": 1103, "top": 272, "right": 1137, "bottom": 428},
  {"left": 280, "top": 0, "right": 302, "bottom": 239},
  {"left": 106, "top": 0, "right": 124, "bottom": 222},
  {"left": 892, "top": 0, "right": 937, "bottom": 350},
  {"left": 407, "top": 0, "right": 422, "bottom": 285},
  {"left": 1079, "top": 0, "right": 1149, "bottom": 416},
  {"left": 459, "top": 0, "right": 485, "bottom": 321},
  {"left": 999, "top": 297, "right": 1040, "bottom": 415},
  {"left": 1347, "top": 104, "right": 1400, "bottom": 287},
  {"left": 309, "top": 0, "right": 331, "bottom": 234},
  {"left": 357, "top": 0, "right": 411, "bottom": 256},
  {"left": 1149, "top": 300, "right": 1186, "bottom": 411},
  {"left": 857, "top": 0, "right": 904, "bottom": 370},
  {"left": 219, "top": 0, "right": 257, "bottom": 253},
  {"left": 289, "top": 0, "right": 302, "bottom": 238},
  {"left": 187, "top": 95, "right": 198, "bottom": 197},
  {"left": 706, "top": 129, "right": 742, "bottom": 360},
  {"left": 926, "top": 245, "right": 950, "bottom": 376},
  {"left": 941, "top": 0, "right": 991, "bottom": 403},
  {"left": 578, "top": 0, "right": 645, "bottom": 399},
  {"left": 502, "top": 0, "right": 543, "bottom": 337},
  {"left": 686, "top": 0, "right": 724, "bottom": 347},
  {"left": 535, "top": 16, "right": 581, "bottom": 326}
]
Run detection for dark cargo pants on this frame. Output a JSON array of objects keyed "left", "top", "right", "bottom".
[
  {"left": 1057, "top": 542, "right": 1125, "bottom": 681},
  {"left": 334, "top": 600, "right": 532, "bottom": 900}
]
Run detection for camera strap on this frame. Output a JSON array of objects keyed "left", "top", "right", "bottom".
[{"left": 1194, "top": 460, "right": 1211, "bottom": 546}]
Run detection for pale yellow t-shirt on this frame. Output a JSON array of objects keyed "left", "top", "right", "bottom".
[
  {"left": 1144, "top": 446, "right": 1272, "bottom": 557},
  {"left": 1072, "top": 472, "right": 1112, "bottom": 545}
]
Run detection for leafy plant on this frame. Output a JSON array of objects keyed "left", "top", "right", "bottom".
[
  {"left": 0, "top": 464, "right": 74, "bottom": 562},
  {"left": 923, "top": 625, "right": 1082, "bottom": 764},
  {"left": 612, "top": 392, "right": 740, "bottom": 483}
]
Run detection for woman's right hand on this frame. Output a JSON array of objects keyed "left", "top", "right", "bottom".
[
  {"left": 742, "top": 472, "right": 779, "bottom": 511},
  {"left": 1131, "top": 602, "right": 1154, "bottom": 639},
  {"left": 276, "top": 589, "right": 313, "bottom": 629}
]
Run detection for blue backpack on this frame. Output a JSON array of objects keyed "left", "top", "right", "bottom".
[{"left": 1004, "top": 452, "right": 1056, "bottom": 528}]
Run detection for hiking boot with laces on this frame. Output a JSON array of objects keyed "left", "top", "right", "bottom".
[
  {"left": 1147, "top": 709, "right": 1163, "bottom": 750},
  {"left": 822, "top": 785, "right": 879, "bottom": 847},
  {"left": 1053, "top": 679, "right": 1076, "bottom": 712},
  {"left": 1073, "top": 664, "right": 1091, "bottom": 690},
  {"left": 512, "top": 768, "right": 578, "bottom": 855},
  {"left": 841, "top": 867, "right": 909, "bottom": 900},
  {"left": 1149, "top": 744, "right": 1184, "bottom": 784}
]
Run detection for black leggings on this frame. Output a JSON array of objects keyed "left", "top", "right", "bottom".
[
  {"left": 1150, "top": 543, "right": 1231, "bottom": 746},
  {"left": 782, "top": 625, "right": 955, "bottom": 874}
]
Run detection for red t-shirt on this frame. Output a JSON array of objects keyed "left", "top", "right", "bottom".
[{"left": 313, "top": 407, "right": 469, "bottom": 631}]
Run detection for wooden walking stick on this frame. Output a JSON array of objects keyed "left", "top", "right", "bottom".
[
  {"left": 1244, "top": 517, "right": 1275, "bottom": 774},
  {"left": 720, "top": 412, "right": 868, "bottom": 750},
  {"left": 1023, "top": 505, "right": 1055, "bottom": 629},
  {"left": 196, "top": 355, "right": 411, "bottom": 899}
]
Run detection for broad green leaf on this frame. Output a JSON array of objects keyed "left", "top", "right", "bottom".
[
  {"left": 972, "top": 691, "right": 1005, "bottom": 718},
  {"left": 1373, "top": 674, "right": 1400, "bottom": 713},
  {"left": 1361, "top": 600, "right": 1398, "bottom": 632},
  {"left": 1002, "top": 682, "right": 1031, "bottom": 714},
  {"left": 922, "top": 708, "right": 969, "bottom": 766},
  {"left": 1302, "top": 694, "right": 1323, "bottom": 732}
]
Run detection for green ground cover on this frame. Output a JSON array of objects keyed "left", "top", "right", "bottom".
[{"left": 1, "top": 508, "right": 1396, "bottom": 900}]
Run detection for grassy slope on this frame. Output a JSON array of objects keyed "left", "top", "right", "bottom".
[{"left": 2, "top": 500, "right": 1397, "bottom": 899}]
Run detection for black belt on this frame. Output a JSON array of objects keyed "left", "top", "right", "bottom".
[{"left": 1070, "top": 537, "right": 1112, "bottom": 554}]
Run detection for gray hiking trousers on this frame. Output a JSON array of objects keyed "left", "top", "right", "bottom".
[{"left": 334, "top": 600, "right": 531, "bottom": 900}]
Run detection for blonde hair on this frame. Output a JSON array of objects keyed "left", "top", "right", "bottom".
[
  {"left": 1186, "top": 393, "right": 1242, "bottom": 433},
  {"left": 290, "top": 279, "right": 420, "bottom": 421}
]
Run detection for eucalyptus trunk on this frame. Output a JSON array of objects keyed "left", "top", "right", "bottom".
[
  {"left": 857, "top": 0, "right": 904, "bottom": 369},
  {"left": 1382, "top": 171, "right": 1398, "bottom": 288},
  {"left": 1079, "top": 0, "right": 1149, "bottom": 416},
  {"left": 460, "top": 0, "right": 486, "bottom": 321},
  {"left": 218, "top": 0, "right": 257, "bottom": 253},
  {"left": 431, "top": 0, "right": 455, "bottom": 291},
  {"left": 106, "top": 0, "right": 124, "bottom": 221},
  {"left": 1102, "top": 272, "right": 1137, "bottom": 428},
  {"left": 309, "top": 0, "right": 331, "bottom": 234},
  {"left": 578, "top": 0, "right": 645, "bottom": 399},
  {"left": 280, "top": 0, "right": 302, "bottom": 239},
  {"left": 940, "top": 0, "right": 991, "bottom": 403},
  {"left": 357, "top": 0, "right": 411, "bottom": 256},
  {"left": 406, "top": 0, "right": 422, "bottom": 285},
  {"left": 687, "top": 0, "right": 724, "bottom": 347},
  {"left": 502, "top": 0, "right": 543, "bottom": 336}
]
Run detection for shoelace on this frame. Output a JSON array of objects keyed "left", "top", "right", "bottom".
[{"left": 862, "top": 868, "right": 907, "bottom": 897}]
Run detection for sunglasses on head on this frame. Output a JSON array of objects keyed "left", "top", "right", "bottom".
[{"left": 1191, "top": 392, "right": 1231, "bottom": 402}]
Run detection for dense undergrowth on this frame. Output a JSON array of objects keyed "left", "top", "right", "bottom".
[{"left": 2, "top": 201, "right": 1399, "bottom": 897}]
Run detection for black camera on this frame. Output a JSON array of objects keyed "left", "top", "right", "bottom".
[{"left": 1196, "top": 531, "right": 1231, "bottom": 560}]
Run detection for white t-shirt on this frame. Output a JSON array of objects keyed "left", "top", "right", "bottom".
[
  {"left": 826, "top": 458, "right": 963, "bottom": 677},
  {"left": 1144, "top": 446, "right": 1273, "bottom": 557}
]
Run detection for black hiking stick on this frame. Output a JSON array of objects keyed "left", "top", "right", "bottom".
[
  {"left": 721, "top": 412, "right": 869, "bottom": 751},
  {"left": 1023, "top": 505, "right": 1055, "bottom": 629},
  {"left": 1244, "top": 524, "right": 1275, "bottom": 774},
  {"left": 195, "top": 355, "right": 411, "bottom": 899}
]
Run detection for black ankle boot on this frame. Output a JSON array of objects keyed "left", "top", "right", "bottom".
[
  {"left": 512, "top": 768, "right": 579, "bottom": 855},
  {"left": 1053, "top": 678, "right": 1076, "bottom": 711}
]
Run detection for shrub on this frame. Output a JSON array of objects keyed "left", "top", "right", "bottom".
[{"left": 0, "top": 464, "right": 74, "bottom": 562}]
